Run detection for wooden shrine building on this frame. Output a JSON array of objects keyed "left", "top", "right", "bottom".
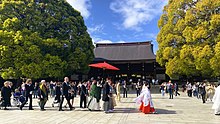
[{"left": 89, "top": 41, "right": 166, "bottom": 82}]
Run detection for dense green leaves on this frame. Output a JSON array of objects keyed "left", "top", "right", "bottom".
[
  {"left": 157, "top": 0, "right": 220, "bottom": 78},
  {"left": 0, "top": 0, "right": 94, "bottom": 79}
]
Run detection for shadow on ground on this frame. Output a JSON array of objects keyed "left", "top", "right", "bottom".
[{"left": 155, "top": 108, "right": 177, "bottom": 114}]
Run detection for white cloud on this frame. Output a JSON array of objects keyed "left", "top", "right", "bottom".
[
  {"left": 90, "top": 36, "right": 125, "bottom": 46},
  {"left": 110, "top": 0, "right": 168, "bottom": 30},
  {"left": 95, "top": 40, "right": 113, "bottom": 44},
  {"left": 66, "top": 0, "right": 91, "bottom": 19},
  {"left": 88, "top": 24, "right": 104, "bottom": 34}
]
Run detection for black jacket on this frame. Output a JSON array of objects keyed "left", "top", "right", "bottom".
[
  {"left": 62, "top": 82, "right": 71, "bottom": 96},
  {"left": 25, "top": 84, "right": 34, "bottom": 97},
  {"left": 1, "top": 86, "right": 11, "bottom": 106},
  {"left": 80, "top": 85, "right": 87, "bottom": 96},
  {"left": 102, "top": 83, "right": 110, "bottom": 101},
  {"left": 199, "top": 85, "right": 206, "bottom": 95},
  {"left": 55, "top": 86, "right": 61, "bottom": 96}
]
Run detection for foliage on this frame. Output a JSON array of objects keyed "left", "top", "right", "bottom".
[
  {"left": 0, "top": 0, "right": 94, "bottom": 79},
  {"left": 157, "top": 0, "right": 220, "bottom": 78}
]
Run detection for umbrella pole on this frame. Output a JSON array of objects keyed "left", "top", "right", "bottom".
[{"left": 103, "top": 68, "right": 106, "bottom": 79}]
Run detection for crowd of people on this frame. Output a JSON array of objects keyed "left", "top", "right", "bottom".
[
  {"left": 0, "top": 77, "right": 126, "bottom": 113},
  {"left": 160, "top": 80, "right": 220, "bottom": 115},
  {"left": 160, "top": 80, "right": 180, "bottom": 99},
  {"left": 0, "top": 76, "right": 157, "bottom": 114},
  {"left": 1, "top": 77, "right": 220, "bottom": 115}
]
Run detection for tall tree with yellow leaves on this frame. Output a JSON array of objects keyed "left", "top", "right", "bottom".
[{"left": 157, "top": 0, "right": 220, "bottom": 78}]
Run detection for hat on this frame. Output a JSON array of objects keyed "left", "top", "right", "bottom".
[{"left": 41, "top": 80, "right": 46, "bottom": 83}]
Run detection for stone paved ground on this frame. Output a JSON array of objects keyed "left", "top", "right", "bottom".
[{"left": 0, "top": 89, "right": 220, "bottom": 124}]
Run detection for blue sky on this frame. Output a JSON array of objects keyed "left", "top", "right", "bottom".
[{"left": 66, "top": 0, "right": 168, "bottom": 53}]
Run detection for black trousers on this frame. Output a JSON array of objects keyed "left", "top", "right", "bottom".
[
  {"left": 59, "top": 95, "right": 72, "bottom": 110},
  {"left": 175, "top": 90, "right": 180, "bottom": 96},
  {"left": 169, "top": 91, "right": 173, "bottom": 99},
  {"left": 54, "top": 95, "right": 61, "bottom": 103},
  {"left": 123, "top": 88, "right": 127, "bottom": 98},
  {"left": 80, "top": 95, "right": 87, "bottom": 108},
  {"left": 136, "top": 89, "right": 140, "bottom": 97},
  {"left": 21, "top": 94, "right": 33, "bottom": 109},
  {"left": 188, "top": 90, "right": 192, "bottom": 97},
  {"left": 201, "top": 94, "right": 206, "bottom": 103}
]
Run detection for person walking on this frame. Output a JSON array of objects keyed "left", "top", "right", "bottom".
[
  {"left": 123, "top": 81, "right": 128, "bottom": 98},
  {"left": 80, "top": 81, "right": 88, "bottom": 109},
  {"left": 200, "top": 82, "right": 206, "bottom": 104},
  {"left": 186, "top": 82, "right": 193, "bottom": 97},
  {"left": 108, "top": 81, "right": 116, "bottom": 112},
  {"left": 33, "top": 82, "right": 39, "bottom": 98},
  {"left": 20, "top": 79, "right": 34, "bottom": 110},
  {"left": 69, "top": 82, "right": 76, "bottom": 107},
  {"left": 59, "top": 77, "right": 73, "bottom": 111},
  {"left": 88, "top": 79, "right": 102, "bottom": 111},
  {"left": 102, "top": 79, "right": 110, "bottom": 113},
  {"left": 38, "top": 80, "right": 48, "bottom": 111},
  {"left": 52, "top": 82, "right": 61, "bottom": 107},
  {"left": 1, "top": 81, "right": 12, "bottom": 110},
  {"left": 116, "top": 81, "right": 121, "bottom": 102},
  {"left": 167, "top": 80, "right": 174, "bottom": 99},
  {"left": 174, "top": 82, "right": 180, "bottom": 96},
  {"left": 136, "top": 81, "right": 141, "bottom": 97},
  {"left": 134, "top": 82, "right": 156, "bottom": 114},
  {"left": 160, "top": 83, "right": 165, "bottom": 97}
]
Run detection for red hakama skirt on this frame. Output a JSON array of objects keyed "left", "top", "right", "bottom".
[{"left": 139, "top": 102, "right": 155, "bottom": 114}]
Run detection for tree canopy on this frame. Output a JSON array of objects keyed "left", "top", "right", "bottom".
[
  {"left": 157, "top": 0, "right": 220, "bottom": 78},
  {"left": 0, "top": 0, "right": 94, "bottom": 79}
]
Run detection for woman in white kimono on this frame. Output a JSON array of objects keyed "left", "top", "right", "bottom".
[
  {"left": 212, "top": 83, "right": 220, "bottom": 115},
  {"left": 134, "top": 82, "right": 156, "bottom": 114}
]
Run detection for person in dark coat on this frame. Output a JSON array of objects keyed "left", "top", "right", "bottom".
[
  {"left": 54, "top": 82, "right": 61, "bottom": 103},
  {"left": 200, "top": 82, "right": 206, "bottom": 103},
  {"left": 33, "top": 82, "right": 39, "bottom": 98},
  {"left": 1, "top": 81, "right": 12, "bottom": 110},
  {"left": 80, "top": 81, "right": 88, "bottom": 108},
  {"left": 174, "top": 82, "right": 180, "bottom": 96},
  {"left": 59, "top": 77, "right": 73, "bottom": 111},
  {"left": 20, "top": 79, "right": 34, "bottom": 110},
  {"left": 123, "top": 80, "right": 128, "bottom": 98},
  {"left": 38, "top": 80, "right": 48, "bottom": 111},
  {"left": 102, "top": 79, "right": 110, "bottom": 113}
]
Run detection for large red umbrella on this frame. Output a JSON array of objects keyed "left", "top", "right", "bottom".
[{"left": 89, "top": 62, "right": 119, "bottom": 70}]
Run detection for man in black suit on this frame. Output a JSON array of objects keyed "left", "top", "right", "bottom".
[
  {"left": 59, "top": 77, "right": 73, "bottom": 111},
  {"left": 80, "top": 81, "right": 88, "bottom": 108},
  {"left": 102, "top": 79, "right": 110, "bottom": 113},
  {"left": 20, "top": 79, "right": 34, "bottom": 110}
]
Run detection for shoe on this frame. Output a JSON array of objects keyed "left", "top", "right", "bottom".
[
  {"left": 4, "top": 108, "right": 9, "bottom": 110},
  {"left": 59, "top": 109, "right": 64, "bottom": 111},
  {"left": 29, "top": 108, "right": 34, "bottom": 110},
  {"left": 40, "top": 109, "right": 46, "bottom": 111},
  {"left": 104, "top": 111, "right": 109, "bottom": 113},
  {"left": 152, "top": 111, "right": 158, "bottom": 114},
  {"left": 109, "top": 110, "right": 113, "bottom": 113},
  {"left": 20, "top": 106, "right": 22, "bottom": 110}
]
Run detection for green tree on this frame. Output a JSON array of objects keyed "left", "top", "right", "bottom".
[
  {"left": 157, "top": 0, "right": 220, "bottom": 78},
  {"left": 0, "top": 0, "right": 94, "bottom": 79}
]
